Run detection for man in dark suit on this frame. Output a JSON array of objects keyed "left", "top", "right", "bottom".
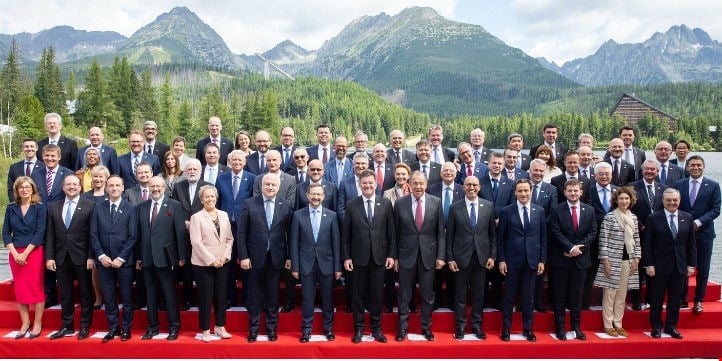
[
  {"left": 455, "top": 142, "right": 489, "bottom": 185},
  {"left": 501, "top": 148, "right": 529, "bottom": 181},
  {"left": 135, "top": 176, "right": 187, "bottom": 341},
  {"left": 90, "top": 175, "right": 138, "bottom": 342},
  {"left": 245, "top": 130, "right": 272, "bottom": 176},
  {"left": 393, "top": 172, "right": 445, "bottom": 342},
  {"left": 237, "top": 172, "right": 294, "bottom": 343},
  {"left": 297, "top": 159, "right": 337, "bottom": 211},
  {"left": 142, "top": 121, "right": 170, "bottom": 162},
  {"left": 446, "top": 176, "right": 496, "bottom": 340},
  {"left": 529, "top": 159, "right": 558, "bottom": 312},
  {"left": 497, "top": 179, "right": 547, "bottom": 342},
  {"left": 469, "top": 128, "right": 491, "bottom": 164},
  {"left": 45, "top": 175, "right": 95, "bottom": 340},
  {"left": 479, "top": 152, "right": 516, "bottom": 217},
  {"left": 324, "top": 136, "right": 352, "bottom": 187},
  {"left": 7, "top": 138, "right": 43, "bottom": 202},
  {"left": 370, "top": 143, "right": 396, "bottom": 193},
  {"left": 337, "top": 152, "right": 369, "bottom": 224},
  {"left": 643, "top": 188, "right": 696, "bottom": 339},
  {"left": 653, "top": 141, "right": 685, "bottom": 187},
  {"left": 195, "top": 116, "right": 234, "bottom": 166},
  {"left": 548, "top": 179, "right": 597, "bottom": 341},
  {"left": 577, "top": 146, "right": 596, "bottom": 181},
  {"left": 530, "top": 123, "right": 568, "bottom": 169},
  {"left": 603, "top": 126, "right": 645, "bottom": 180},
  {"left": 274, "top": 127, "right": 298, "bottom": 172},
  {"left": 252, "top": 150, "right": 297, "bottom": 208},
  {"left": 306, "top": 124, "right": 335, "bottom": 163},
  {"left": 286, "top": 148, "right": 310, "bottom": 184},
  {"left": 37, "top": 112, "right": 77, "bottom": 170},
  {"left": 200, "top": 142, "right": 229, "bottom": 185},
  {"left": 387, "top": 129, "right": 417, "bottom": 165},
  {"left": 428, "top": 125, "right": 455, "bottom": 164},
  {"left": 551, "top": 151, "right": 593, "bottom": 204},
  {"left": 172, "top": 158, "right": 213, "bottom": 310},
  {"left": 123, "top": 163, "right": 153, "bottom": 205},
  {"left": 604, "top": 138, "right": 636, "bottom": 186},
  {"left": 342, "top": 169, "right": 396, "bottom": 344},
  {"left": 508, "top": 133, "right": 532, "bottom": 171},
  {"left": 410, "top": 139, "right": 442, "bottom": 185},
  {"left": 76, "top": 127, "right": 120, "bottom": 175},
  {"left": 118, "top": 131, "right": 161, "bottom": 189},
  {"left": 289, "top": 183, "right": 342, "bottom": 342},
  {"left": 348, "top": 131, "right": 372, "bottom": 160},
  {"left": 675, "top": 155, "right": 721, "bottom": 314}
]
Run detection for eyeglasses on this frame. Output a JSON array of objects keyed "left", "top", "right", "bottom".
[
  {"left": 294, "top": 156, "right": 307, "bottom": 159},
  {"left": 309, "top": 168, "right": 323, "bottom": 172}
]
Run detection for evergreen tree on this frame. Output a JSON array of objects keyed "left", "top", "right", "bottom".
[
  {"left": 66, "top": 71, "right": 77, "bottom": 100},
  {"left": 34, "top": 47, "right": 65, "bottom": 114},
  {"left": 136, "top": 69, "right": 158, "bottom": 123},
  {"left": 158, "top": 72, "right": 176, "bottom": 142},
  {"left": 107, "top": 57, "right": 136, "bottom": 133},
  {"left": 0, "top": 38, "right": 32, "bottom": 122},
  {"left": 177, "top": 100, "right": 193, "bottom": 139}
]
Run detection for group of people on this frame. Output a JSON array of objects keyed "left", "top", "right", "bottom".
[{"left": 3, "top": 113, "right": 719, "bottom": 344}]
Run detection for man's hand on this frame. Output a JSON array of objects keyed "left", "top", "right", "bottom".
[
  {"left": 646, "top": 266, "right": 656, "bottom": 277},
  {"left": 537, "top": 263, "right": 545, "bottom": 275},
  {"left": 385, "top": 258, "right": 394, "bottom": 269},
  {"left": 485, "top": 259, "right": 495, "bottom": 270},
  {"left": 344, "top": 259, "right": 353, "bottom": 272},
  {"left": 46, "top": 260, "right": 56, "bottom": 271},
  {"left": 499, "top": 261, "right": 507, "bottom": 276},
  {"left": 240, "top": 258, "right": 251, "bottom": 270},
  {"left": 292, "top": 272, "right": 299, "bottom": 279},
  {"left": 435, "top": 259, "right": 445, "bottom": 269}
]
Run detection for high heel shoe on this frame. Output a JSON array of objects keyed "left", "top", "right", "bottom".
[
  {"left": 201, "top": 330, "right": 212, "bottom": 343},
  {"left": 214, "top": 326, "right": 232, "bottom": 339},
  {"left": 14, "top": 324, "right": 30, "bottom": 339},
  {"left": 28, "top": 324, "right": 42, "bottom": 339}
]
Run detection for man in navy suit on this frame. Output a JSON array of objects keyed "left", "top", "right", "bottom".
[
  {"left": 387, "top": 130, "right": 416, "bottom": 165},
  {"left": 653, "top": 141, "right": 685, "bottom": 187},
  {"left": 410, "top": 140, "right": 442, "bottom": 186},
  {"left": 337, "top": 152, "right": 370, "bottom": 224},
  {"left": 551, "top": 151, "right": 593, "bottom": 204},
  {"left": 37, "top": 112, "right": 77, "bottom": 171},
  {"left": 123, "top": 163, "right": 153, "bottom": 206},
  {"left": 529, "top": 159, "right": 557, "bottom": 312},
  {"left": 142, "top": 121, "right": 170, "bottom": 162},
  {"left": 290, "top": 183, "right": 342, "bottom": 343},
  {"left": 306, "top": 124, "right": 335, "bottom": 163},
  {"left": 274, "top": 127, "right": 298, "bottom": 172},
  {"left": 455, "top": 142, "right": 488, "bottom": 185},
  {"left": 245, "top": 130, "right": 272, "bottom": 176},
  {"left": 530, "top": 124, "right": 568, "bottom": 169},
  {"left": 90, "top": 175, "right": 138, "bottom": 342},
  {"left": 501, "top": 148, "right": 529, "bottom": 181},
  {"left": 644, "top": 188, "right": 696, "bottom": 339},
  {"left": 7, "top": 138, "right": 43, "bottom": 202},
  {"left": 497, "top": 179, "right": 547, "bottom": 342},
  {"left": 237, "top": 172, "right": 294, "bottom": 343},
  {"left": 446, "top": 176, "right": 496, "bottom": 340},
  {"left": 428, "top": 125, "right": 455, "bottom": 164},
  {"left": 195, "top": 116, "right": 234, "bottom": 167},
  {"left": 370, "top": 143, "right": 396, "bottom": 193},
  {"left": 549, "top": 179, "right": 597, "bottom": 341},
  {"left": 118, "top": 131, "right": 161, "bottom": 189},
  {"left": 287, "top": 148, "right": 310, "bottom": 184},
  {"left": 604, "top": 138, "right": 637, "bottom": 186},
  {"left": 200, "top": 142, "right": 229, "bottom": 185},
  {"left": 324, "top": 136, "right": 352, "bottom": 187},
  {"left": 675, "top": 155, "right": 721, "bottom": 314},
  {"left": 469, "top": 128, "right": 491, "bottom": 164},
  {"left": 577, "top": 146, "right": 596, "bottom": 181},
  {"left": 508, "top": 133, "right": 532, "bottom": 171},
  {"left": 393, "top": 172, "right": 445, "bottom": 342},
  {"left": 297, "top": 160, "right": 337, "bottom": 211},
  {"left": 611, "top": 126, "right": 646, "bottom": 180},
  {"left": 76, "top": 127, "right": 119, "bottom": 175}
]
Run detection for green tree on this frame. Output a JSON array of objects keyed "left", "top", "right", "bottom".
[
  {"left": 34, "top": 47, "right": 65, "bottom": 114},
  {"left": 107, "top": 57, "right": 137, "bottom": 133},
  {"left": 66, "top": 71, "right": 77, "bottom": 100},
  {"left": 158, "top": 72, "right": 176, "bottom": 142},
  {"left": 136, "top": 69, "right": 158, "bottom": 123},
  {"left": 12, "top": 95, "right": 47, "bottom": 144},
  {"left": 0, "top": 38, "right": 32, "bottom": 121}
]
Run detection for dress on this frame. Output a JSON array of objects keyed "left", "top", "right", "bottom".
[{"left": 2, "top": 203, "right": 47, "bottom": 303}]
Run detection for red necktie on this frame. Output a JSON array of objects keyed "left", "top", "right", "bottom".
[
  {"left": 415, "top": 197, "right": 423, "bottom": 231},
  {"left": 571, "top": 205, "right": 578, "bottom": 232},
  {"left": 467, "top": 164, "right": 472, "bottom": 177},
  {"left": 142, "top": 188, "right": 148, "bottom": 201},
  {"left": 376, "top": 164, "right": 384, "bottom": 190}
]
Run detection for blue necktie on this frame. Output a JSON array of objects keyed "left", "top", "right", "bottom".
[
  {"left": 523, "top": 205, "right": 529, "bottom": 231},
  {"left": 601, "top": 188, "right": 610, "bottom": 213},
  {"left": 232, "top": 175, "right": 240, "bottom": 199},
  {"left": 366, "top": 199, "right": 373, "bottom": 223},
  {"left": 110, "top": 203, "right": 117, "bottom": 222},
  {"left": 311, "top": 209, "right": 319, "bottom": 242},
  {"left": 492, "top": 178, "right": 499, "bottom": 201},
  {"left": 284, "top": 149, "right": 290, "bottom": 166},
  {"left": 260, "top": 154, "right": 267, "bottom": 173},
  {"left": 64, "top": 200, "right": 74, "bottom": 228},
  {"left": 660, "top": 164, "right": 667, "bottom": 184},
  {"left": 265, "top": 200, "right": 273, "bottom": 229},
  {"left": 469, "top": 203, "right": 477, "bottom": 231},
  {"left": 443, "top": 187, "right": 451, "bottom": 223},
  {"left": 669, "top": 214, "right": 677, "bottom": 237}
]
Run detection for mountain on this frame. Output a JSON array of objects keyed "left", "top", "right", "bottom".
[
  {"left": 0, "top": 26, "right": 126, "bottom": 63},
  {"left": 240, "top": 39, "right": 315, "bottom": 75},
  {"left": 560, "top": 25, "right": 722, "bottom": 86},
  {"left": 536, "top": 57, "right": 561, "bottom": 73}
]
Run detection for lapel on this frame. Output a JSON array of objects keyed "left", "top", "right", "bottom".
[
  {"left": 301, "top": 208, "right": 314, "bottom": 241},
  {"left": 151, "top": 201, "right": 168, "bottom": 229},
  {"left": 203, "top": 211, "right": 220, "bottom": 239}
]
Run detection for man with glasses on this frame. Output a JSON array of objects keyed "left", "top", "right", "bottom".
[
  {"left": 274, "top": 127, "right": 298, "bottom": 172},
  {"left": 288, "top": 148, "right": 310, "bottom": 184},
  {"left": 142, "top": 121, "right": 170, "bottom": 161},
  {"left": 118, "top": 131, "right": 161, "bottom": 190},
  {"left": 653, "top": 141, "right": 685, "bottom": 187},
  {"left": 324, "top": 136, "right": 353, "bottom": 187},
  {"left": 246, "top": 130, "right": 273, "bottom": 176}
]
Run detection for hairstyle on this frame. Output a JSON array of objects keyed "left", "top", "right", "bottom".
[
  {"left": 428, "top": 124, "right": 443, "bottom": 134},
  {"left": 198, "top": 184, "right": 218, "bottom": 199},
  {"left": 534, "top": 144, "right": 556, "bottom": 168},
  {"left": 12, "top": 176, "right": 41, "bottom": 205},
  {"left": 612, "top": 186, "right": 637, "bottom": 209},
  {"left": 135, "top": 162, "right": 152, "bottom": 175},
  {"left": 44, "top": 112, "right": 62, "bottom": 126},
  {"left": 235, "top": 130, "right": 252, "bottom": 149},
  {"left": 83, "top": 147, "right": 103, "bottom": 168},
  {"left": 353, "top": 131, "right": 368, "bottom": 142},
  {"left": 90, "top": 165, "right": 110, "bottom": 179},
  {"left": 687, "top": 154, "right": 705, "bottom": 165},
  {"left": 507, "top": 133, "right": 523, "bottom": 143},
  {"left": 641, "top": 159, "right": 660, "bottom": 170},
  {"left": 316, "top": 124, "right": 330, "bottom": 131},
  {"left": 204, "top": 142, "right": 220, "bottom": 152},
  {"left": 514, "top": 179, "right": 532, "bottom": 190},
  {"left": 619, "top": 125, "right": 635, "bottom": 134},
  {"left": 440, "top": 161, "right": 456, "bottom": 172},
  {"left": 184, "top": 158, "right": 202, "bottom": 171},
  {"left": 22, "top": 138, "right": 37, "bottom": 146},
  {"left": 415, "top": 139, "right": 431, "bottom": 149},
  {"left": 353, "top": 151, "right": 369, "bottom": 163},
  {"left": 228, "top": 149, "right": 247, "bottom": 161},
  {"left": 529, "top": 158, "right": 546, "bottom": 169},
  {"left": 358, "top": 169, "right": 375, "bottom": 180},
  {"left": 663, "top": 188, "right": 681, "bottom": 199},
  {"left": 128, "top": 130, "right": 144, "bottom": 139},
  {"left": 394, "top": 162, "right": 411, "bottom": 175},
  {"left": 578, "top": 133, "right": 594, "bottom": 142},
  {"left": 143, "top": 120, "right": 158, "bottom": 129},
  {"left": 162, "top": 150, "right": 182, "bottom": 177},
  {"left": 488, "top": 151, "right": 503, "bottom": 161},
  {"left": 306, "top": 182, "right": 325, "bottom": 195},
  {"left": 172, "top": 136, "right": 186, "bottom": 146},
  {"left": 564, "top": 150, "right": 580, "bottom": 161},
  {"left": 42, "top": 143, "right": 61, "bottom": 155},
  {"left": 594, "top": 162, "right": 612, "bottom": 173},
  {"left": 542, "top": 123, "right": 557, "bottom": 132},
  {"left": 563, "top": 178, "right": 582, "bottom": 190},
  {"left": 674, "top": 139, "right": 691, "bottom": 150}
]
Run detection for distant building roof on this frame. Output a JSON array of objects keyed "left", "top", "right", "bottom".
[{"left": 611, "top": 93, "right": 677, "bottom": 131}]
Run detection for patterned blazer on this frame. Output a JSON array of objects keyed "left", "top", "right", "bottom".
[{"left": 593, "top": 212, "right": 641, "bottom": 290}]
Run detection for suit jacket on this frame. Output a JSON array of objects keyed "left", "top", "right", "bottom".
[
  {"left": 123, "top": 185, "right": 151, "bottom": 205},
  {"left": 172, "top": 179, "right": 212, "bottom": 221},
  {"left": 245, "top": 151, "right": 269, "bottom": 175},
  {"left": 470, "top": 147, "right": 492, "bottom": 165},
  {"left": 370, "top": 161, "right": 396, "bottom": 193},
  {"left": 306, "top": 144, "right": 336, "bottom": 163},
  {"left": 430, "top": 146, "right": 455, "bottom": 164},
  {"left": 630, "top": 180, "right": 666, "bottom": 231},
  {"left": 341, "top": 196, "right": 396, "bottom": 266},
  {"left": 296, "top": 181, "right": 337, "bottom": 211},
  {"left": 604, "top": 146, "right": 646, "bottom": 178},
  {"left": 7, "top": 159, "right": 43, "bottom": 201},
  {"left": 393, "top": 195, "right": 445, "bottom": 269},
  {"left": 548, "top": 201, "right": 597, "bottom": 269},
  {"left": 669, "top": 158, "right": 690, "bottom": 178},
  {"left": 118, "top": 152, "right": 161, "bottom": 189},
  {"left": 32, "top": 166, "right": 73, "bottom": 204},
  {"left": 136, "top": 198, "right": 188, "bottom": 268},
  {"left": 200, "top": 164, "right": 229, "bottom": 184},
  {"left": 531, "top": 181, "right": 558, "bottom": 218},
  {"left": 337, "top": 176, "right": 359, "bottom": 223},
  {"left": 603, "top": 157, "right": 636, "bottom": 186},
  {"left": 642, "top": 210, "right": 696, "bottom": 275},
  {"left": 410, "top": 161, "right": 442, "bottom": 185},
  {"left": 387, "top": 148, "right": 417, "bottom": 165},
  {"left": 455, "top": 162, "right": 489, "bottom": 184},
  {"left": 323, "top": 158, "right": 353, "bottom": 186},
  {"left": 675, "top": 177, "right": 722, "bottom": 240},
  {"left": 38, "top": 135, "right": 78, "bottom": 171},
  {"left": 478, "top": 176, "right": 516, "bottom": 217},
  {"left": 497, "top": 202, "right": 547, "bottom": 270},
  {"left": 657, "top": 162, "right": 685, "bottom": 187},
  {"left": 2, "top": 203, "right": 46, "bottom": 248},
  {"left": 215, "top": 171, "right": 255, "bottom": 222},
  {"left": 77, "top": 144, "right": 119, "bottom": 175},
  {"left": 289, "top": 206, "right": 341, "bottom": 276},
  {"left": 252, "top": 172, "right": 297, "bottom": 209},
  {"left": 90, "top": 200, "right": 137, "bottom": 265},
  {"left": 518, "top": 152, "right": 532, "bottom": 171},
  {"left": 428, "top": 182, "right": 464, "bottom": 204},
  {"left": 501, "top": 167, "right": 529, "bottom": 182},
  {"left": 236, "top": 195, "right": 294, "bottom": 269},
  {"left": 273, "top": 145, "right": 299, "bottom": 172},
  {"left": 45, "top": 198, "right": 95, "bottom": 266},
  {"left": 147, "top": 141, "right": 170, "bottom": 162},
  {"left": 550, "top": 173, "right": 593, "bottom": 204},
  {"left": 196, "top": 136, "right": 234, "bottom": 166},
  {"left": 445, "top": 198, "right": 497, "bottom": 268},
  {"left": 189, "top": 209, "right": 234, "bottom": 267},
  {"left": 530, "top": 143, "right": 568, "bottom": 169}
]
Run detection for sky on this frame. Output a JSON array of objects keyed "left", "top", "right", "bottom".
[{"left": 2, "top": 0, "right": 722, "bottom": 65}]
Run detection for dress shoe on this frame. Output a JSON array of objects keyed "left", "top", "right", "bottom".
[
  {"left": 500, "top": 328, "right": 511, "bottom": 342},
  {"left": 14, "top": 328, "right": 29, "bottom": 339},
  {"left": 523, "top": 329, "right": 537, "bottom": 342},
  {"left": 201, "top": 330, "right": 212, "bottom": 343},
  {"left": 651, "top": 329, "right": 661, "bottom": 338},
  {"left": 395, "top": 330, "right": 407, "bottom": 341},
  {"left": 133, "top": 303, "right": 146, "bottom": 310},
  {"left": 141, "top": 330, "right": 159, "bottom": 340},
  {"left": 44, "top": 300, "right": 58, "bottom": 308},
  {"left": 680, "top": 300, "right": 690, "bottom": 309},
  {"left": 247, "top": 332, "right": 258, "bottom": 343},
  {"left": 267, "top": 330, "right": 278, "bottom": 341},
  {"left": 632, "top": 303, "right": 642, "bottom": 311},
  {"left": 280, "top": 303, "right": 295, "bottom": 313},
  {"left": 472, "top": 328, "right": 486, "bottom": 340},
  {"left": 604, "top": 328, "right": 619, "bottom": 337},
  {"left": 422, "top": 330, "right": 435, "bottom": 341},
  {"left": 534, "top": 306, "right": 547, "bottom": 313},
  {"left": 555, "top": 328, "right": 567, "bottom": 340},
  {"left": 409, "top": 303, "right": 419, "bottom": 313},
  {"left": 299, "top": 332, "right": 311, "bottom": 343},
  {"left": 693, "top": 301, "right": 704, "bottom": 314},
  {"left": 103, "top": 329, "right": 120, "bottom": 342},
  {"left": 181, "top": 301, "right": 191, "bottom": 311},
  {"left": 615, "top": 327, "right": 628, "bottom": 337},
  {"left": 384, "top": 305, "right": 394, "bottom": 313},
  {"left": 214, "top": 326, "right": 232, "bottom": 339},
  {"left": 351, "top": 330, "right": 363, "bottom": 343},
  {"left": 225, "top": 301, "right": 232, "bottom": 310},
  {"left": 77, "top": 328, "right": 90, "bottom": 340},
  {"left": 28, "top": 331, "right": 43, "bottom": 339},
  {"left": 50, "top": 328, "right": 75, "bottom": 340},
  {"left": 572, "top": 328, "right": 586, "bottom": 340},
  {"left": 664, "top": 328, "right": 683, "bottom": 339},
  {"left": 167, "top": 329, "right": 179, "bottom": 341},
  {"left": 324, "top": 330, "right": 335, "bottom": 341},
  {"left": 454, "top": 328, "right": 464, "bottom": 340},
  {"left": 371, "top": 330, "right": 387, "bottom": 343},
  {"left": 93, "top": 304, "right": 103, "bottom": 310},
  {"left": 120, "top": 329, "right": 131, "bottom": 341}
]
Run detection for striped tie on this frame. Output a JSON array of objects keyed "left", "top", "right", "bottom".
[{"left": 46, "top": 169, "right": 54, "bottom": 196}]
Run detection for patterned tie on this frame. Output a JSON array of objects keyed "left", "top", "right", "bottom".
[
  {"left": 110, "top": 203, "right": 117, "bottom": 222},
  {"left": 571, "top": 205, "right": 578, "bottom": 232},
  {"left": 150, "top": 201, "right": 159, "bottom": 225},
  {"left": 415, "top": 197, "right": 423, "bottom": 231},
  {"left": 582, "top": 169, "right": 588, "bottom": 178},
  {"left": 396, "top": 151, "right": 401, "bottom": 163},
  {"left": 660, "top": 164, "right": 667, "bottom": 184},
  {"left": 133, "top": 155, "right": 139, "bottom": 176},
  {"left": 25, "top": 161, "right": 32, "bottom": 177},
  {"left": 422, "top": 164, "right": 428, "bottom": 179},
  {"left": 46, "top": 169, "right": 54, "bottom": 196},
  {"left": 259, "top": 154, "right": 266, "bottom": 173},
  {"left": 647, "top": 184, "right": 655, "bottom": 211},
  {"left": 533, "top": 184, "right": 539, "bottom": 203},
  {"left": 322, "top": 147, "right": 328, "bottom": 164},
  {"left": 669, "top": 213, "right": 677, "bottom": 237},
  {"left": 507, "top": 170, "right": 515, "bottom": 181},
  {"left": 443, "top": 187, "right": 451, "bottom": 223},
  {"left": 601, "top": 188, "right": 609, "bottom": 213},
  {"left": 311, "top": 209, "right": 319, "bottom": 242},
  {"left": 142, "top": 188, "right": 148, "bottom": 201},
  {"left": 64, "top": 200, "right": 74, "bottom": 228},
  {"left": 469, "top": 202, "right": 477, "bottom": 231},
  {"left": 233, "top": 175, "right": 240, "bottom": 199},
  {"left": 299, "top": 170, "right": 305, "bottom": 184},
  {"left": 474, "top": 150, "right": 480, "bottom": 164},
  {"left": 208, "top": 167, "right": 216, "bottom": 184},
  {"left": 522, "top": 205, "right": 530, "bottom": 231},
  {"left": 366, "top": 199, "right": 373, "bottom": 223},
  {"left": 690, "top": 180, "right": 699, "bottom": 206},
  {"left": 212, "top": 138, "right": 218, "bottom": 145}
]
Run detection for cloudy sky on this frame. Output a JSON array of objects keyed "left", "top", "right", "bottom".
[{"left": 2, "top": 0, "right": 722, "bottom": 64}]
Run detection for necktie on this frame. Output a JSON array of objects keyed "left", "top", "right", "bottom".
[
  {"left": 46, "top": 169, "right": 54, "bottom": 196},
  {"left": 570, "top": 176, "right": 577, "bottom": 181},
  {"left": 284, "top": 149, "right": 290, "bottom": 166},
  {"left": 260, "top": 154, "right": 266, "bottom": 173},
  {"left": 522, "top": 205, "right": 530, "bottom": 231},
  {"left": 208, "top": 167, "right": 216, "bottom": 184},
  {"left": 474, "top": 150, "right": 480, "bottom": 164},
  {"left": 660, "top": 164, "right": 667, "bottom": 184},
  {"left": 322, "top": 147, "right": 328, "bottom": 164},
  {"left": 25, "top": 161, "right": 32, "bottom": 177},
  {"left": 396, "top": 151, "right": 401, "bottom": 163},
  {"left": 337, "top": 161, "right": 344, "bottom": 186},
  {"left": 669, "top": 213, "right": 677, "bottom": 237},
  {"left": 492, "top": 178, "right": 498, "bottom": 200},
  {"left": 212, "top": 138, "right": 218, "bottom": 145},
  {"left": 422, "top": 164, "right": 428, "bottom": 179},
  {"left": 142, "top": 188, "right": 148, "bottom": 201},
  {"left": 433, "top": 148, "right": 441, "bottom": 164},
  {"left": 110, "top": 203, "right": 117, "bottom": 222},
  {"left": 647, "top": 185, "right": 655, "bottom": 211},
  {"left": 151, "top": 201, "right": 158, "bottom": 225},
  {"left": 469, "top": 202, "right": 477, "bottom": 231},
  {"left": 625, "top": 148, "right": 633, "bottom": 164},
  {"left": 299, "top": 170, "right": 305, "bottom": 183},
  {"left": 612, "top": 160, "right": 619, "bottom": 184},
  {"left": 467, "top": 164, "right": 472, "bottom": 177},
  {"left": 415, "top": 197, "right": 423, "bottom": 231},
  {"left": 690, "top": 180, "right": 699, "bottom": 206},
  {"left": 533, "top": 184, "right": 539, "bottom": 202},
  {"left": 516, "top": 154, "right": 522, "bottom": 168},
  {"left": 147, "top": 144, "right": 152, "bottom": 154},
  {"left": 601, "top": 188, "right": 609, "bottom": 213},
  {"left": 571, "top": 205, "right": 578, "bottom": 232},
  {"left": 507, "top": 170, "right": 515, "bottom": 181},
  {"left": 443, "top": 187, "right": 451, "bottom": 223},
  {"left": 50, "top": 139, "right": 56, "bottom": 145},
  {"left": 582, "top": 169, "right": 588, "bottom": 178},
  {"left": 64, "top": 200, "right": 74, "bottom": 228},
  {"left": 265, "top": 200, "right": 273, "bottom": 229},
  {"left": 376, "top": 165, "right": 383, "bottom": 189},
  {"left": 133, "top": 155, "right": 139, "bottom": 175},
  {"left": 311, "top": 209, "right": 319, "bottom": 242},
  {"left": 366, "top": 199, "right": 373, "bottom": 223},
  {"left": 232, "top": 175, "right": 240, "bottom": 199}
]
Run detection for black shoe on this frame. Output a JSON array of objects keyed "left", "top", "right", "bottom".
[
  {"left": 93, "top": 304, "right": 103, "bottom": 310},
  {"left": 226, "top": 301, "right": 232, "bottom": 310},
  {"left": 351, "top": 330, "right": 363, "bottom": 343},
  {"left": 572, "top": 328, "right": 586, "bottom": 340},
  {"left": 77, "top": 328, "right": 90, "bottom": 340},
  {"left": 651, "top": 329, "right": 661, "bottom": 338},
  {"left": 120, "top": 329, "right": 131, "bottom": 341},
  {"left": 409, "top": 303, "right": 419, "bottom": 313},
  {"left": 103, "top": 328, "right": 120, "bottom": 342},
  {"left": 300, "top": 332, "right": 310, "bottom": 343},
  {"left": 49, "top": 327, "right": 75, "bottom": 340},
  {"left": 141, "top": 330, "right": 159, "bottom": 340},
  {"left": 472, "top": 328, "right": 486, "bottom": 340},
  {"left": 133, "top": 303, "right": 146, "bottom": 310},
  {"left": 693, "top": 301, "right": 704, "bottom": 314},
  {"left": 523, "top": 329, "right": 536, "bottom": 342},
  {"left": 182, "top": 301, "right": 191, "bottom": 311},
  {"left": 395, "top": 330, "right": 407, "bottom": 341},
  {"left": 280, "top": 303, "right": 295, "bottom": 313},
  {"left": 556, "top": 328, "right": 567, "bottom": 340},
  {"left": 454, "top": 328, "right": 464, "bottom": 340},
  {"left": 44, "top": 300, "right": 58, "bottom": 308},
  {"left": 632, "top": 302, "right": 642, "bottom": 311},
  {"left": 384, "top": 306, "right": 393, "bottom": 313},
  {"left": 167, "top": 329, "right": 179, "bottom": 341},
  {"left": 14, "top": 326, "right": 29, "bottom": 339},
  {"left": 680, "top": 300, "right": 689, "bottom": 309},
  {"left": 664, "top": 328, "right": 683, "bottom": 339},
  {"left": 247, "top": 332, "right": 258, "bottom": 343},
  {"left": 534, "top": 306, "right": 547, "bottom": 313},
  {"left": 371, "top": 330, "right": 387, "bottom": 343},
  {"left": 28, "top": 331, "right": 42, "bottom": 340},
  {"left": 501, "top": 328, "right": 510, "bottom": 342},
  {"left": 324, "top": 330, "right": 335, "bottom": 341},
  {"left": 268, "top": 330, "right": 278, "bottom": 341},
  {"left": 422, "top": 329, "right": 435, "bottom": 341}
]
